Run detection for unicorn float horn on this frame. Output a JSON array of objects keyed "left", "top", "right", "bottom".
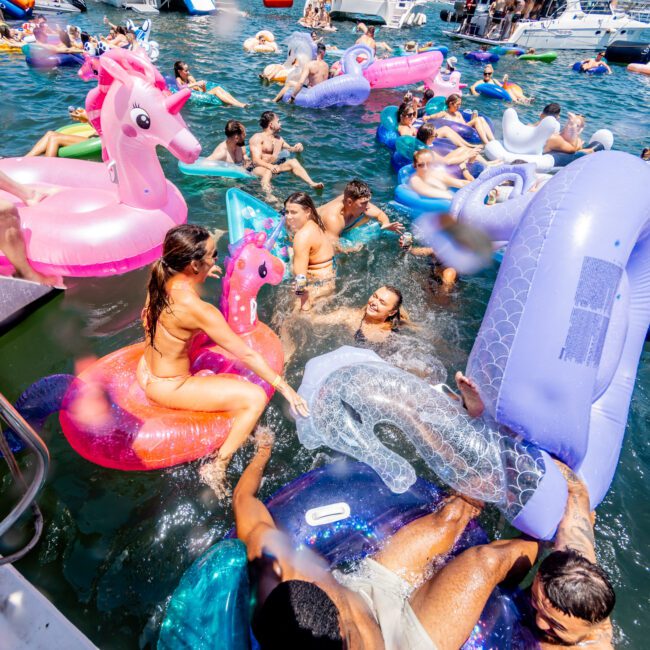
[{"left": 264, "top": 213, "right": 286, "bottom": 250}]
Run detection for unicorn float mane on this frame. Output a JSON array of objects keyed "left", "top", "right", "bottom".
[{"left": 84, "top": 49, "right": 167, "bottom": 156}]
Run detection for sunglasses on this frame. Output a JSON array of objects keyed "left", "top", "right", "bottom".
[
  {"left": 483, "top": 72, "right": 492, "bottom": 76},
  {"left": 415, "top": 162, "right": 431, "bottom": 168},
  {"left": 405, "top": 111, "right": 416, "bottom": 118}
]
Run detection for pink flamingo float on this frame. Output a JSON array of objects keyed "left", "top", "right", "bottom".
[
  {"left": 60, "top": 228, "right": 286, "bottom": 471},
  {"left": 0, "top": 49, "right": 200, "bottom": 278}
]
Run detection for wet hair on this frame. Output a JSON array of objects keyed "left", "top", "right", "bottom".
[
  {"left": 446, "top": 93, "right": 461, "bottom": 108},
  {"left": 641, "top": 147, "right": 650, "bottom": 159},
  {"left": 145, "top": 224, "right": 211, "bottom": 348},
  {"left": 413, "top": 148, "right": 434, "bottom": 166},
  {"left": 225, "top": 119, "right": 245, "bottom": 138},
  {"left": 397, "top": 101, "right": 415, "bottom": 123},
  {"left": 260, "top": 110, "right": 277, "bottom": 129},
  {"left": 173, "top": 60, "right": 188, "bottom": 76},
  {"left": 116, "top": 25, "right": 127, "bottom": 36},
  {"left": 317, "top": 42, "right": 327, "bottom": 54},
  {"left": 422, "top": 89, "right": 435, "bottom": 104},
  {"left": 343, "top": 179, "right": 371, "bottom": 202},
  {"left": 538, "top": 549, "right": 615, "bottom": 624},
  {"left": 284, "top": 192, "right": 325, "bottom": 231},
  {"left": 383, "top": 285, "right": 404, "bottom": 330},
  {"left": 541, "top": 102, "right": 561, "bottom": 118},
  {"left": 417, "top": 124, "right": 437, "bottom": 144},
  {"left": 252, "top": 580, "right": 343, "bottom": 650}
]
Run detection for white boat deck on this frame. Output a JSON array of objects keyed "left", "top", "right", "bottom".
[{"left": 0, "top": 564, "right": 97, "bottom": 650}]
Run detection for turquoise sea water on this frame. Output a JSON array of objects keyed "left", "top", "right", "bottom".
[{"left": 0, "top": 3, "right": 649, "bottom": 648}]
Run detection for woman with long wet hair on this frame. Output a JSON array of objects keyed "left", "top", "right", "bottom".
[{"left": 137, "top": 224, "right": 308, "bottom": 496}]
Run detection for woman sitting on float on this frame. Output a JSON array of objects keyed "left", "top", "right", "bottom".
[
  {"left": 138, "top": 224, "right": 308, "bottom": 492},
  {"left": 428, "top": 93, "right": 495, "bottom": 145},
  {"left": 174, "top": 60, "right": 247, "bottom": 108}
]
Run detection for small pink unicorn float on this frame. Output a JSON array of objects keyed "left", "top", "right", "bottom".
[
  {"left": 0, "top": 48, "right": 200, "bottom": 278},
  {"left": 59, "top": 228, "right": 286, "bottom": 471}
]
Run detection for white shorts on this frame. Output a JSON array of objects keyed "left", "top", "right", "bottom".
[{"left": 333, "top": 558, "right": 438, "bottom": 650}]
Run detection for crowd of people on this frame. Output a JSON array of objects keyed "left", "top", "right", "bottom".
[{"left": 4, "top": 9, "right": 647, "bottom": 650}]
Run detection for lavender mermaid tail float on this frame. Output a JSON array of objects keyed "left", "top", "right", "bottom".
[{"left": 298, "top": 152, "right": 650, "bottom": 539}]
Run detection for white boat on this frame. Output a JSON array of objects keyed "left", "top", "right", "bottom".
[
  {"left": 33, "top": 0, "right": 85, "bottom": 12},
  {"left": 443, "top": 0, "right": 650, "bottom": 49},
  {"left": 323, "top": 0, "right": 428, "bottom": 28}
]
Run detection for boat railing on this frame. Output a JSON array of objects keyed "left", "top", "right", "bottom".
[{"left": 0, "top": 391, "right": 49, "bottom": 564}]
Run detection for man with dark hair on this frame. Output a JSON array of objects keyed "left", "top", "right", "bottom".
[
  {"left": 273, "top": 42, "right": 329, "bottom": 104},
  {"left": 236, "top": 428, "right": 615, "bottom": 649},
  {"left": 317, "top": 179, "right": 404, "bottom": 239},
  {"left": 249, "top": 111, "right": 323, "bottom": 197},
  {"left": 206, "top": 120, "right": 249, "bottom": 165},
  {"left": 235, "top": 432, "right": 541, "bottom": 650},
  {"left": 541, "top": 102, "right": 561, "bottom": 119},
  {"left": 579, "top": 51, "right": 611, "bottom": 74}
]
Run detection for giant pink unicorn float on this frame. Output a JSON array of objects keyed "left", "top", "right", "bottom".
[{"left": 0, "top": 49, "right": 200, "bottom": 278}]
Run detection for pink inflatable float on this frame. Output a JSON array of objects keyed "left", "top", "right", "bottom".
[
  {"left": 362, "top": 50, "right": 444, "bottom": 89},
  {"left": 0, "top": 49, "right": 200, "bottom": 278},
  {"left": 429, "top": 70, "right": 463, "bottom": 98}
]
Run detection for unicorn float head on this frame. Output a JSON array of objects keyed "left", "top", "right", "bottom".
[
  {"left": 0, "top": 49, "right": 201, "bottom": 278},
  {"left": 220, "top": 224, "right": 286, "bottom": 334}
]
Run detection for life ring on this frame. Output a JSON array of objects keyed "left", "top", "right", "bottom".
[
  {"left": 464, "top": 51, "right": 499, "bottom": 63},
  {"left": 475, "top": 82, "right": 512, "bottom": 101},
  {"left": 159, "top": 461, "right": 533, "bottom": 649}
]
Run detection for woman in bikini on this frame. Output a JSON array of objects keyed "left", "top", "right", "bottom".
[
  {"left": 397, "top": 102, "right": 418, "bottom": 137},
  {"left": 137, "top": 224, "right": 308, "bottom": 496},
  {"left": 173, "top": 60, "right": 247, "bottom": 108},
  {"left": 428, "top": 93, "right": 495, "bottom": 145},
  {"left": 285, "top": 192, "right": 336, "bottom": 313}
]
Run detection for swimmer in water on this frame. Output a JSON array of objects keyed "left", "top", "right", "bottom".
[
  {"left": 137, "top": 224, "right": 308, "bottom": 498},
  {"left": 174, "top": 61, "right": 247, "bottom": 108},
  {"left": 249, "top": 111, "right": 324, "bottom": 199},
  {"left": 206, "top": 120, "right": 251, "bottom": 166},
  {"left": 273, "top": 42, "right": 330, "bottom": 104},
  {"left": 285, "top": 192, "right": 336, "bottom": 313},
  {"left": 578, "top": 51, "right": 611, "bottom": 74},
  {"left": 318, "top": 179, "right": 404, "bottom": 240}
]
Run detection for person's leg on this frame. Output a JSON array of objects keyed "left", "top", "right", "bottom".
[
  {"left": 478, "top": 116, "right": 495, "bottom": 140},
  {"left": 0, "top": 200, "right": 59, "bottom": 285},
  {"left": 44, "top": 133, "right": 87, "bottom": 158},
  {"left": 278, "top": 158, "right": 324, "bottom": 190},
  {"left": 147, "top": 374, "right": 268, "bottom": 497},
  {"left": 209, "top": 86, "right": 247, "bottom": 108},
  {"left": 252, "top": 167, "right": 274, "bottom": 194},
  {"left": 25, "top": 131, "right": 58, "bottom": 157},
  {"left": 436, "top": 126, "right": 480, "bottom": 150},
  {"left": 409, "top": 538, "right": 538, "bottom": 650},
  {"left": 371, "top": 496, "right": 481, "bottom": 586}
]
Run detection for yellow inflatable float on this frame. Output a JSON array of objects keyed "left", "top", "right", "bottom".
[{"left": 243, "top": 31, "right": 279, "bottom": 54}]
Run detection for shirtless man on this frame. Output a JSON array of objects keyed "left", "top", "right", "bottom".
[
  {"left": 0, "top": 170, "right": 60, "bottom": 286},
  {"left": 356, "top": 25, "right": 392, "bottom": 55},
  {"left": 284, "top": 43, "right": 330, "bottom": 104},
  {"left": 317, "top": 179, "right": 404, "bottom": 240},
  {"left": 285, "top": 191, "right": 335, "bottom": 312},
  {"left": 249, "top": 111, "right": 324, "bottom": 196},
  {"left": 536, "top": 104, "right": 598, "bottom": 156},
  {"left": 235, "top": 430, "right": 614, "bottom": 649},
  {"left": 579, "top": 51, "right": 611, "bottom": 74},
  {"left": 206, "top": 120, "right": 250, "bottom": 165}
]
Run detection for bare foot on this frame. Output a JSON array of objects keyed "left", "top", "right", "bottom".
[
  {"left": 199, "top": 454, "right": 231, "bottom": 500},
  {"left": 454, "top": 371, "right": 484, "bottom": 418},
  {"left": 16, "top": 268, "right": 65, "bottom": 288}
]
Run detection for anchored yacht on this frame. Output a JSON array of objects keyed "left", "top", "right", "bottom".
[
  {"left": 443, "top": 0, "right": 650, "bottom": 49},
  {"left": 324, "top": 0, "right": 428, "bottom": 28}
]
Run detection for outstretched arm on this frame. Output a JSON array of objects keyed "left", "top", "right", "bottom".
[
  {"left": 366, "top": 202, "right": 405, "bottom": 233},
  {"left": 233, "top": 434, "right": 277, "bottom": 558},
  {"left": 553, "top": 461, "right": 597, "bottom": 563}
]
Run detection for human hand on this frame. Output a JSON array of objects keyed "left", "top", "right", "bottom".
[
  {"left": 292, "top": 143, "right": 304, "bottom": 153},
  {"left": 24, "top": 186, "right": 58, "bottom": 206},
  {"left": 278, "top": 381, "right": 310, "bottom": 417},
  {"left": 271, "top": 165, "right": 280, "bottom": 174},
  {"left": 206, "top": 264, "right": 223, "bottom": 279},
  {"left": 380, "top": 220, "right": 405, "bottom": 233}
]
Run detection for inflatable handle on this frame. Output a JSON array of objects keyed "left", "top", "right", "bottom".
[
  {"left": 341, "top": 44, "right": 375, "bottom": 75},
  {"left": 450, "top": 164, "right": 538, "bottom": 241}
]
